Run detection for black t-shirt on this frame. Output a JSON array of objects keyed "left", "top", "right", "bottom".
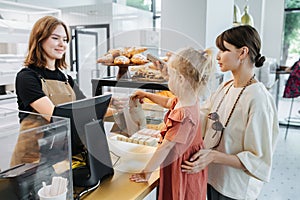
[{"left": 16, "top": 65, "right": 86, "bottom": 121}]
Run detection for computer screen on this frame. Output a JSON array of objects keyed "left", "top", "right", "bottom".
[{"left": 53, "top": 94, "right": 112, "bottom": 156}]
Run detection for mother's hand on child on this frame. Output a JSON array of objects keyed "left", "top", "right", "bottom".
[
  {"left": 181, "top": 149, "right": 213, "bottom": 173},
  {"left": 129, "top": 171, "right": 151, "bottom": 183}
]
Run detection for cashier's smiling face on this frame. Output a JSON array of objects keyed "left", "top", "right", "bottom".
[{"left": 42, "top": 25, "right": 68, "bottom": 61}]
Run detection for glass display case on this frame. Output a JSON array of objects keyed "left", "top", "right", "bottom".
[{"left": 0, "top": 108, "right": 72, "bottom": 200}]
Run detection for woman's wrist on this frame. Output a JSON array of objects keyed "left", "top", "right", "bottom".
[{"left": 211, "top": 150, "right": 219, "bottom": 164}]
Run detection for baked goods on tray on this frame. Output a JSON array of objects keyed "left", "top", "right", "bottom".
[
  {"left": 97, "top": 46, "right": 148, "bottom": 65},
  {"left": 131, "top": 68, "right": 166, "bottom": 82},
  {"left": 97, "top": 47, "right": 169, "bottom": 81},
  {"left": 115, "top": 128, "right": 161, "bottom": 147}
]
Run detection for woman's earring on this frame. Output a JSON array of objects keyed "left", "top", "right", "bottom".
[{"left": 240, "top": 59, "right": 244, "bottom": 64}]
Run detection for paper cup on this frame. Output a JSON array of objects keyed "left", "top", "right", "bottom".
[{"left": 38, "top": 185, "right": 67, "bottom": 200}]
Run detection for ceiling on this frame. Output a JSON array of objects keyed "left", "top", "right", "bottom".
[{"left": 4, "top": 0, "right": 111, "bottom": 9}]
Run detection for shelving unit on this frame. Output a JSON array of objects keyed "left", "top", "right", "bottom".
[{"left": 0, "top": 1, "right": 61, "bottom": 100}]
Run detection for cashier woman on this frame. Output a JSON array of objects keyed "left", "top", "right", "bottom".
[{"left": 10, "top": 16, "right": 116, "bottom": 166}]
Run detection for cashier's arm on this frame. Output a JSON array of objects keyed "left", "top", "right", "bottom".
[
  {"left": 30, "top": 96, "right": 55, "bottom": 122},
  {"left": 31, "top": 96, "right": 116, "bottom": 122}
]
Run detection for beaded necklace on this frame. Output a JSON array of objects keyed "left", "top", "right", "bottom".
[{"left": 215, "top": 74, "right": 255, "bottom": 128}]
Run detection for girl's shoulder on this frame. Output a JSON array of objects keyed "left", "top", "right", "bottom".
[{"left": 169, "top": 103, "right": 199, "bottom": 125}]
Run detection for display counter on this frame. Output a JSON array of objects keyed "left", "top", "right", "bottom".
[
  {"left": 0, "top": 108, "right": 73, "bottom": 199},
  {"left": 81, "top": 131, "right": 160, "bottom": 200}
]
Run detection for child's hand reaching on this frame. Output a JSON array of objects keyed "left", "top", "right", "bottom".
[
  {"left": 129, "top": 171, "right": 152, "bottom": 183},
  {"left": 131, "top": 90, "right": 148, "bottom": 104}
]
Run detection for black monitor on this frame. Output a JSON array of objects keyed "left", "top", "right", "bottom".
[
  {"left": 53, "top": 94, "right": 114, "bottom": 187},
  {"left": 53, "top": 94, "right": 111, "bottom": 155}
]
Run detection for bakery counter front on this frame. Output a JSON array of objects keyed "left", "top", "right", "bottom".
[
  {"left": 0, "top": 108, "right": 73, "bottom": 200},
  {"left": 0, "top": 109, "right": 160, "bottom": 200},
  {"left": 77, "top": 130, "right": 160, "bottom": 200}
]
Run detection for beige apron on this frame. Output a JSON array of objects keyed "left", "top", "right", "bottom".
[{"left": 10, "top": 75, "right": 76, "bottom": 167}]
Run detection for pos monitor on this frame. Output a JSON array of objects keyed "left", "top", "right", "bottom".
[{"left": 53, "top": 94, "right": 114, "bottom": 187}]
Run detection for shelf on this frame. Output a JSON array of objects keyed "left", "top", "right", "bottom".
[
  {"left": 0, "top": 54, "right": 24, "bottom": 86},
  {"left": 0, "top": 1, "right": 61, "bottom": 88},
  {"left": 0, "top": 0, "right": 61, "bottom": 42},
  {"left": 92, "top": 77, "right": 169, "bottom": 96}
]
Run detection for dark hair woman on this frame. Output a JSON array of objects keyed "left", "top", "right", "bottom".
[{"left": 181, "top": 25, "right": 279, "bottom": 200}]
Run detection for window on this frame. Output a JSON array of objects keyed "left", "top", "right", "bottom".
[
  {"left": 281, "top": 0, "right": 300, "bottom": 66},
  {"left": 126, "top": 0, "right": 152, "bottom": 11},
  {"left": 125, "top": 0, "right": 161, "bottom": 29}
]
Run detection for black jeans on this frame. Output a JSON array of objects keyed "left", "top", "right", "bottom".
[{"left": 207, "top": 184, "right": 235, "bottom": 200}]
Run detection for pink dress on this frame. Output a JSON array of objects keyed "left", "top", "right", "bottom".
[{"left": 158, "top": 98, "right": 207, "bottom": 200}]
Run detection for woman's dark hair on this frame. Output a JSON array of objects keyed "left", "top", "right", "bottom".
[
  {"left": 24, "top": 16, "right": 70, "bottom": 70},
  {"left": 216, "top": 25, "right": 265, "bottom": 68}
]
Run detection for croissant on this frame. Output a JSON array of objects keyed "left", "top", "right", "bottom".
[
  {"left": 108, "top": 48, "right": 122, "bottom": 58},
  {"left": 114, "top": 55, "right": 130, "bottom": 65},
  {"left": 131, "top": 54, "right": 148, "bottom": 65},
  {"left": 128, "top": 47, "right": 147, "bottom": 56},
  {"left": 97, "top": 53, "right": 114, "bottom": 63}
]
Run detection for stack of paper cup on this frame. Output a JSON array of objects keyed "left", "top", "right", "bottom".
[{"left": 38, "top": 177, "right": 68, "bottom": 200}]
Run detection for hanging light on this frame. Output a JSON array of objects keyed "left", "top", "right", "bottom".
[{"left": 241, "top": 0, "right": 254, "bottom": 26}]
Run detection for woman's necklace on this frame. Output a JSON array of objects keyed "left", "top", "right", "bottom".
[{"left": 215, "top": 74, "right": 255, "bottom": 127}]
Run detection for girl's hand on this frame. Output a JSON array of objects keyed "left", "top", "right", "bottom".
[
  {"left": 131, "top": 90, "right": 147, "bottom": 104},
  {"left": 181, "top": 149, "right": 213, "bottom": 174},
  {"left": 129, "top": 171, "right": 152, "bottom": 183}
]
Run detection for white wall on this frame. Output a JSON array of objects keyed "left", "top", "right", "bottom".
[
  {"left": 205, "top": 0, "right": 234, "bottom": 48},
  {"left": 161, "top": 0, "right": 234, "bottom": 52},
  {"left": 112, "top": 3, "right": 155, "bottom": 48},
  {"left": 262, "top": 0, "right": 284, "bottom": 62},
  {"left": 235, "top": 0, "right": 284, "bottom": 63},
  {"left": 161, "top": 0, "right": 206, "bottom": 51}
]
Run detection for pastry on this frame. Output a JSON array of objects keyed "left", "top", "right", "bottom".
[
  {"left": 121, "top": 47, "right": 133, "bottom": 58},
  {"left": 131, "top": 54, "right": 148, "bottom": 65},
  {"left": 97, "top": 53, "right": 114, "bottom": 64},
  {"left": 129, "top": 47, "right": 148, "bottom": 55},
  {"left": 145, "top": 62, "right": 158, "bottom": 70},
  {"left": 108, "top": 48, "right": 122, "bottom": 58},
  {"left": 131, "top": 68, "right": 165, "bottom": 80},
  {"left": 114, "top": 55, "right": 130, "bottom": 65}
]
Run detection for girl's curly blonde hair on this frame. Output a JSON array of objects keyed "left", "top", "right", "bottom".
[{"left": 168, "top": 47, "right": 216, "bottom": 96}]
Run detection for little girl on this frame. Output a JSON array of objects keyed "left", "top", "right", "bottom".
[{"left": 129, "top": 47, "right": 215, "bottom": 200}]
